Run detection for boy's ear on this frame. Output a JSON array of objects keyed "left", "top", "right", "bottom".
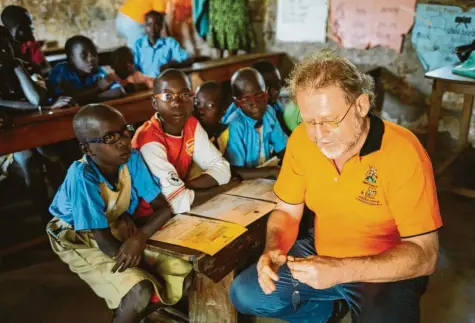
[
  {"left": 79, "top": 142, "right": 93, "bottom": 156},
  {"left": 151, "top": 97, "right": 159, "bottom": 110}
]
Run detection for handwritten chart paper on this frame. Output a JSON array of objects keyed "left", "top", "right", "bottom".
[
  {"left": 412, "top": 4, "right": 475, "bottom": 71},
  {"left": 329, "top": 0, "right": 416, "bottom": 53},
  {"left": 276, "top": 0, "right": 328, "bottom": 42},
  {"left": 224, "top": 179, "right": 279, "bottom": 203},
  {"left": 190, "top": 194, "right": 276, "bottom": 227},
  {"left": 150, "top": 214, "right": 246, "bottom": 256}
]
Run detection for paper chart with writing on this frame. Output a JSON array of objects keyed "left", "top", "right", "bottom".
[
  {"left": 276, "top": 0, "right": 328, "bottom": 42},
  {"left": 412, "top": 4, "right": 475, "bottom": 71},
  {"left": 329, "top": 0, "right": 416, "bottom": 53},
  {"left": 189, "top": 194, "right": 276, "bottom": 227},
  {"left": 150, "top": 214, "right": 247, "bottom": 256},
  {"left": 224, "top": 179, "right": 279, "bottom": 203}
]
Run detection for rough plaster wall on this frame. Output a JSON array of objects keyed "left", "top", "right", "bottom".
[{"left": 1, "top": 0, "right": 475, "bottom": 141}]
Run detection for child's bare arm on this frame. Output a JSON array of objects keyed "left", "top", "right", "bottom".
[
  {"left": 91, "top": 228, "right": 122, "bottom": 258},
  {"left": 232, "top": 166, "right": 280, "bottom": 181},
  {"left": 137, "top": 194, "right": 173, "bottom": 239},
  {"left": 192, "top": 177, "right": 241, "bottom": 208},
  {"left": 186, "top": 173, "right": 219, "bottom": 189}
]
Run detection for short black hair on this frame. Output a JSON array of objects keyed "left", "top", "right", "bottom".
[
  {"left": 65, "top": 35, "right": 97, "bottom": 59},
  {"left": 154, "top": 68, "right": 191, "bottom": 93},
  {"left": 73, "top": 104, "right": 121, "bottom": 142},
  {"left": 251, "top": 59, "right": 279, "bottom": 75},
  {"left": 1, "top": 5, "right": 31, "bottom": 31},
  {"left": 231, "top": 67, "right": 266, "bottom": 97},
  {"left": 196, "top": 81, "right": 225, "bottom": 111},
  {"left": 145, "top": 10, "right": 165, "bottom": 23},
  {"left": 111, "top": 46, "right": 134, "bottom": 67}
]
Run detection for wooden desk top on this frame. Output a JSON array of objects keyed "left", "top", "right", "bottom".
[
  {"left": 425, "top": 65, "right": 475, "bottom": 84},
  {"left": 0, "top": 90, "right": 154, "bottom": 154},
  {"left": 190, "top": 52, "right": 287, "bottom": 71}
]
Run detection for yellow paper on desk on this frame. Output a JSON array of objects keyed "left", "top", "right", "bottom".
[
  {"left": 150, "top": 214, "right": 247, "bottom": 256},
  {"left": 189, "top": 194, "right": 276, "bottom": 227},
  {"left": 224, "top": 178, "right": 279, "bottom": 203}
]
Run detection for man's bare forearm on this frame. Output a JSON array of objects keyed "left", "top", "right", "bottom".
[
  {"left": 265, "top": 209, "right": 300, "bottom": 254},
  {"left": 337, "top": 234, "right": 438, "bottom": 284}
]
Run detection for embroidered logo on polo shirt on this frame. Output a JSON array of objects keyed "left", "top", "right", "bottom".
[
  {"left": 185, "top": 138, "right": 195, "bottom": 156},
  {"left": 356, "top": 165, "right": 382, "bottom": 206},
  {"left": 167, "top": 171, "right": 183, "bottom": 186}
]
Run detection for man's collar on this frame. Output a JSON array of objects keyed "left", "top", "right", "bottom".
[
  {"left": 360, "top": 112, "right": 385, "bottom": 157},
  {"left": 145, "top": 37, "right": 165, "bottom": 49}
]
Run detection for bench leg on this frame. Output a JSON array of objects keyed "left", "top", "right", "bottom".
[
  {"left": 459, "top": 94, "right": 474, "bottom": 149},
  {"left": 189, "top": 271, "right": 237, "bottom": 323}
]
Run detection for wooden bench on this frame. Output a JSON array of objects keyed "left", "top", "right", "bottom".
[{"left": 146, "top": 215, "right": 268, "bottom": 323}]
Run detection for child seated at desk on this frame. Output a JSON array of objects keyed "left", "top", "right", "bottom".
[
  {"left": 1, "top": 5, "right": 51, "bottom": 76},
  {"left": 47, "top": 103, "right": 192, "bottom": 321},
  {"left": 134, "top": 10, "right": 192, "bottom": 78},
  {"left": 194, "top": 81, "right": 229, "bottom": 154},
  {"left": 225, "top": 67, "right": 288, "bottom": 180},
  {"left": 251, "top": 59, "right": 289, "bottom": 134},
  {"left": 48, "top": 35, "right": 124, "bottom": 104},
  {"left": 110, "top": 46, "right": 154, "bottom": 92},
  {"left": 0, "top": 26, "right": 72, "bottom": 224},
  {"left": 132, "top": 69, "right": 233, "bottom": 215}
]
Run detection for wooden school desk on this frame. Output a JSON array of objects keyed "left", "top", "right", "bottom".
[
  {"left": 425, "top": 66, "right": 475, "bottom": 174},
  {"left": 146, "top": 211, "right": 269, "bottom": 323},
  {"left": 0, "top": 91, "right": 154, "bottom": 155},
  {"left": 189, "top": 52, "right": 294, "bottom": 90}
]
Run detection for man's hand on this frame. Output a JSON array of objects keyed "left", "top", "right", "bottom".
[
  {"left": 112, "top": 230, "right": 147, "bottom": 273},
  {"left": 287, "top": 255, "right": 343, "bottom": 290},
  {"left": 257, "top": 250, "right": 287, "bottom": 294}
]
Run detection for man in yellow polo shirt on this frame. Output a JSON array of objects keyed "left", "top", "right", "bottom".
[{"left": 230, "top": 50, "right": 442, "bottom": 323}]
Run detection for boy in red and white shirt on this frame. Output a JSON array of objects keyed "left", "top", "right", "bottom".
[{"left": 132, "top": 69, "right": 232, "bottom": 215}]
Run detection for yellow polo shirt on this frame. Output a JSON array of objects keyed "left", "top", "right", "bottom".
[
  {"left": 119, "top": 0, "right": 167, "bottom": 24},
  {"left": 274, "top": 114, "right": 442, "bottom": 258}
]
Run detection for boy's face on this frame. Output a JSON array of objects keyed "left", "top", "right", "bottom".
[
  {"left": 262, "top": 70, "right": 282, "bottom": 104},
  {"left": 83, "top": 113, "right": 132, "bottom": 167},
  {"left": 113, "top": 52, "right": 135, "bottom": 79},
  {"left": 194, "top": 88, "right": 223, "bottom": 127},
  {"left": 234, "top": 77, "right": 268, "bottom": 121},
  {"left": 70, "top": 42, "right": 99, "bottom": 74},
  {"left": 153, "top": 75, "right": 194, "bottom": 131},
  {"left": 145, "top": 15, "right": 164, "bottom": 40}
]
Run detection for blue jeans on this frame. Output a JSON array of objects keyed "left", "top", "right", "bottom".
[{"left": 230, "top": 234, "right": 429, "bottom": 323}]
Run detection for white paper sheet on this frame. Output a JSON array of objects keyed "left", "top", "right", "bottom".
[
  {"left": 149, "top": 214, "right": 247, "bottom": 256},
  {"left": 276, "top": 0, "right": 328, "bottom": 43},
  {"left": 189, "top": 194, "right": 276, "bottom": 227},
  {"left": 224, "top": 179, "right": 279, "bottom": 203}
]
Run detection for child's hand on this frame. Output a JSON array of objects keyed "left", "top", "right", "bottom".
[
  {"left": 112, "top": 230, "right": 147, "bottom": 273},
  {"left": 49, "top": 96, "right": 76, "bottom": 110},
  {"left": 98, "top": 78, "right": 113, "bottom": 91},
  {"left": 111, "top": 212, "right": 138, "bottom": 241},
  {"left": 269, "top": 166, "right": 281, "bottom": 179}
]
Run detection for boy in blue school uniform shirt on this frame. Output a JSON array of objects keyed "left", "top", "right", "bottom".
[
  {"left": 47, "top": 104, "right": 192, "bottom": 321},
  {"left": 134, "top": 11, "right": 190, "bottom": 78},
  {"left": 48, "top": 35, "right": 124, "bottom": 104},
  {"left": 225, "top": 67, "right": 288, "bottom": 180}
]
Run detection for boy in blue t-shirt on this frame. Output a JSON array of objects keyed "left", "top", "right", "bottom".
[
  {"left": 47, "top": 104, "right": 192, "bottom": 321},
  {"left": 48, "top": 35, "right": 124, "bottom": 104},
  {"left": 134, "top": 11, "right": 192, "bottom": 78},
  {"left": 225, "top": 67, "right": 288, "bottom": 180}
]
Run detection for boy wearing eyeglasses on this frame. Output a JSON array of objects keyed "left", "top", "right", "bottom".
[
  {"left": 47, "top": 103, "right": 194, "bottom": 321},
  {"left": 132, "top": 69, "right": 233, "bottom": 215},
  {"left": 225, "top": 67, "right": 288, "bottom": 180}
]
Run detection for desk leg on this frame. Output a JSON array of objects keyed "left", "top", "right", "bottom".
[
  {"left": 459, "top": 94, "right": 474, "bottom": 149},
  {"left": 427, "top": 81, "right": 444, "bottom": 158},
  {"left": 189, "top": 271, "right": 237, "bottom": 323}
]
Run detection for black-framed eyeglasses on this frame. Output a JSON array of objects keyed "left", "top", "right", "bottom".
[
  {"left": 154, "top": 92, "right": 194, "bottom": 102},
  {"left": 84, "top": 124, "right": 134, "bottom": 145},
  {"left": 298, "top": 97, "right": 358, "bottom": 129}
]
